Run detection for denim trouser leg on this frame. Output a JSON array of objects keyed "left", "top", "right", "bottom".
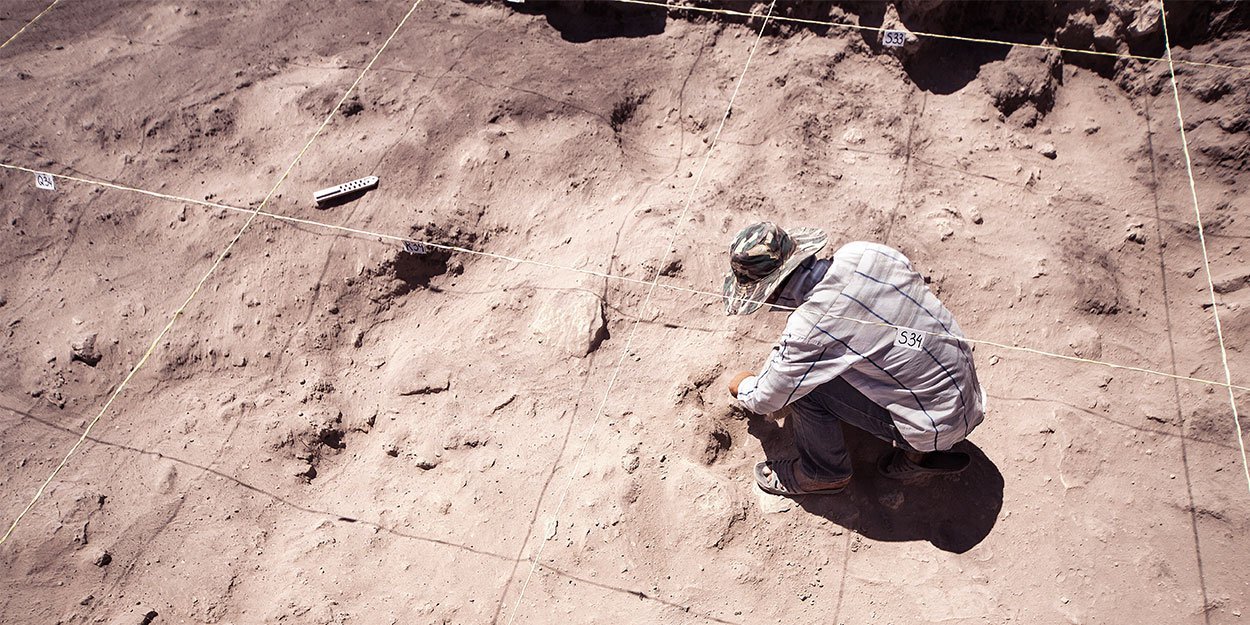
[{"left": 788, "top": 377, "right": 909, "bottom": 481}]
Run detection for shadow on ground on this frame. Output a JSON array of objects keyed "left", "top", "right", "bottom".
[
  {"left": 507, "top": 1, "right": 667, "bottom": 43},
  {"left": 748, "top": 416, "right": 1003, "bottom": 554}
]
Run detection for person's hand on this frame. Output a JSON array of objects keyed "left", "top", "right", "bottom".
[{"left": 727, "top": 370, "right": 754, "bottom": 398}]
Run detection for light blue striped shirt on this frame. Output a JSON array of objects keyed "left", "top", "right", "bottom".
[{"left": 737, "top": 241, "right": 984, "bottom": 451}]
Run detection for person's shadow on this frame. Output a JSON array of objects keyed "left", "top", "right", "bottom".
[{"left": 747, "top": 416, "right": 1003, "bottom": 554}]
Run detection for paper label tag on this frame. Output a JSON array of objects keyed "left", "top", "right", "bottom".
[
  {"left": 403, "top": 241, "right": 427, "bottom": 255},
  {"left": 35, "top": 172, "right": 55, "bottom": 190},
  {"left": 882, "top": 30, "right": 907, "bottom": 48},
  {"left": 894, "top": 327, "right": 926, "bottom": 352}
]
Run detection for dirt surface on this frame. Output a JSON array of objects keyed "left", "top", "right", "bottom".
[{"left": 2, "top": 1, "right": 1249, "bottom": 624}]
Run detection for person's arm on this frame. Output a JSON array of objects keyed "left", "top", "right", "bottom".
[
  {"left": 736, "top": 333, "right": 835, "bottom": 414},
  {"left": 735, "top": 338, "right": 800, "bottom": 415}
]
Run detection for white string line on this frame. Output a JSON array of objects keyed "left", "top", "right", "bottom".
[
  {"left": 1160, "top": 3, "right": 1250, "bottom": 495},
  {"left": 6, "top": 160, "right": 1250, "bottom": 397},
  {"left": 502, "top": 3, "right": 778, "bottom": 622},
  {"left": 0, "top": 0, "right": 64, "bottom": 52},
  {"left": 611, "top": 0, "right": 1250, "bottom": 74},
  {"left": 0, "top": 0, "right": 428, "bottom": 548}
]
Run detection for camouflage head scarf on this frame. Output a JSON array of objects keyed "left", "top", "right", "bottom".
[{"left": 722, "top": 222, "right": 828, "bottom": 316}]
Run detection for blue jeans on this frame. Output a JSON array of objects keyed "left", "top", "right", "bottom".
[{"left": 788, "top": 377, "right": 915, "bottom": 481}]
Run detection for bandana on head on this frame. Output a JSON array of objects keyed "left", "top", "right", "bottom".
[
  {"left": 722, "top": 222, "right": 828, "bottom": 316},
  {"left": 731, "top": 223, "right": 797, "bottom": 284}
]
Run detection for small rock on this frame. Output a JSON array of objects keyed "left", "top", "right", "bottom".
[
  {"left": 1037, "top": 143, "right": 1057, "bottom": 159},
  {"left": 1126, "top": 224, "right": 1147, "bottom": 245},
  {"left": 352, "top": 328, "right": 365, "bottom": 348},
  {"left": 1127, "top": 4, "right": 1162, "bottom": 39},
  {"left": 756, "top": 488, "right": 792, "bottom": 514},
  {"left": 544, "top": 518, "right": 558, "bottom": 541},
  {"left": 70, "top": 333, "right": 102, "bottom": 366},
  {"left": 393, "top": 369, "right": 450, "bottom": 396},
  {"left": 413, "top": 455, "right": 440, "bottom": 470},
  {"left": 529, "top": 290, "right": 608, "bottom": 357},
  {"left": 878, "top": 490, "right": 905, "bottom": 510},
  {"left": 621, "top": 454, "right": 640, "bottom": 474},
  {"left": 1056, "top": 11, "right": 1096, "bottom": 50},
  {"left": 1093, "top": 17, "right": 1118, "bottom": 50},
  {"left": 969, "top": 207, "right": 984, "bottom": 225},
  {"left": 0, "top": 292, "right": 6, "bottom": 307},
  {"left": 93, "top": 550, "right": 112, "bottom": 567}
]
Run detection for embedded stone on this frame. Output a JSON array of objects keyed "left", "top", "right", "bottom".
[
  {"left": 529, "top": 291, "right": 607, "bottom": 357},
  {"left": 71, "top": 333, "right": 102, "bottom": 366}
]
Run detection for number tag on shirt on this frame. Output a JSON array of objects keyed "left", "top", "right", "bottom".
[{"left": 895, "top": 327, "right": 925, "bottom": 352}]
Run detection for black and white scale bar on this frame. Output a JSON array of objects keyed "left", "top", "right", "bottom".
[{"left": 314, "top": 175, "right": 379, "bottom": 205}]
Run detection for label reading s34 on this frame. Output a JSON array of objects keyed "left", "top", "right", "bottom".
[{"left": 895, "top": 327, "right": 925, "bottom": 352}]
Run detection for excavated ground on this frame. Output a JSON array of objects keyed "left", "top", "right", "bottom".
[{"left": 1, "top": 1, "right": 1248, "bottom": 624}]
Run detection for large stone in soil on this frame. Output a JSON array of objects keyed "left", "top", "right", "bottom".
[
  {"left": 529, "top": 290, "right": 607, "bottom": 357},
  {"left": 70, "top": 332, "right": 102, "bottom": 366}
]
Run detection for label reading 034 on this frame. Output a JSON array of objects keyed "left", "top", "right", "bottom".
[{"left": 895, "top": 327, "right": 925, "bottom": 352}]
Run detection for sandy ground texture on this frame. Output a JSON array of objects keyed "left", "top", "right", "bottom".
[{"left": 2, "top": 1, "right": 1249, "bottom": 623}]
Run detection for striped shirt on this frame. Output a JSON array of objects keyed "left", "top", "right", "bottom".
[{"left": 736, "top": 241, "right": 984, "bottom": 451}]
